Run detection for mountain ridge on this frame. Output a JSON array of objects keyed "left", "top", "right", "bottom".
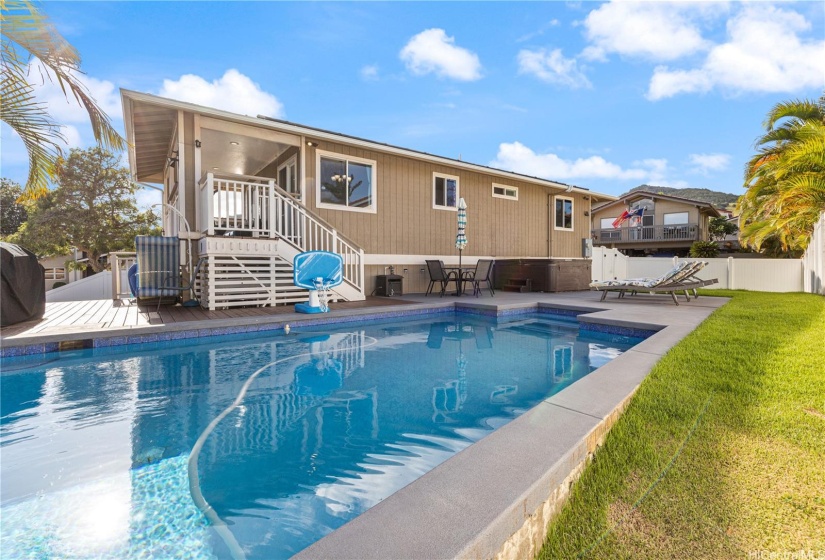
[{"left": 622, "top": 185, "right": 740, "bottom": 209}]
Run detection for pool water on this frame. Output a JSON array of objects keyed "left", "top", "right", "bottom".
[{"left": 0, "top": 312, "right": 645, "bottom": 559}]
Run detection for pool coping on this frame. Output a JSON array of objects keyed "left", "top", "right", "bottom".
[
  {"left": 0, "top": 300, "right": 659, "bottom": 358},
  {"left": 0, "top": 295, "right": 727, "bottom": 560},
  {"left": 290, "top": 298, "right": 725, "bottom": 560}
]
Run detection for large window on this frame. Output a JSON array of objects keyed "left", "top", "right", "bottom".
[
  {"left": 433, "top": 173, "right": 459, "bottom": 210},
  {"left": 316, "top": 151, "right": 377, "bottom": 213},
  {"left": 600, "top": 218, "right": 615, "bottom": 229},
  {"left": 554, "top": 196, "right": 574, "bottom": 231},
  {"left": 663, "top": 211, "right": 689, "bottom": 225}
]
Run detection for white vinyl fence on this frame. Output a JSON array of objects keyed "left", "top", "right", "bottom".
[
  {"left": 802, "top": 212, "right": 825, "bottom": 295},
  {"left": 45, "top": 270, "right": 129, "bottom": 302},
  {"left": 591, "top": 247, "right": 806, "bottom": 293}
]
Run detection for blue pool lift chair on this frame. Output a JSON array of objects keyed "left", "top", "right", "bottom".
[
  {"left": 293, "top": 251, "right": 344, "bottom": 314},
  {"left": 134, "top": 236, "right": 202, "bottom": 314}
]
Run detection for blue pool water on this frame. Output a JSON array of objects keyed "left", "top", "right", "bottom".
[{"left": 0, "top": 312, "right": 645, "bottom": 559}]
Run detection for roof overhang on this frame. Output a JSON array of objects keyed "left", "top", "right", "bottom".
[{"left": 120, "top": 89, "right": 617, "bottom": 201}]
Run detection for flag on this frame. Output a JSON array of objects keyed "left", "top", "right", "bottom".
[
  {"left": 612, "top": 210, "right": 630, "bottom": 228},
  {"left": 612, "top": 207, "right": 644, "bottom": 228}
]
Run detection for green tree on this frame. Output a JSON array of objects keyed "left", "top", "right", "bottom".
[
  {"left": 708, "top": 216, "right": 737, "bottom": 241},
  {"left": 738, "top": 96, "right": 825, "bottom": 256},
  {"left": 1, "top": 0, "right": 124, "bottom": 199},
  {"left": 0, "top": 178, "right": 29, "bottom": 235},
  {"left": 13, "top": 148, "right": 159, "bottom": 271},
  {"left": 689, "top": 241, "right": 720, "bottom": 258}
]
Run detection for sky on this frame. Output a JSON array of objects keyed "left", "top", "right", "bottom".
[{"left": 1, "top": 1, "right": 824, "bottom": 208}]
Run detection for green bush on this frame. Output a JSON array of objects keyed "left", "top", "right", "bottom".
[
  {"left": 52, "top": 281, "right": 67, "bottom": 289},
  {"left": 689, "top": 241, "right": 720, "bottom": 258}
]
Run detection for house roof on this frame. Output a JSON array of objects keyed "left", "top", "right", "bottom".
[
  {"left": 121, "top": 89, "right": 616, "bottom": 202},
  {"left": 592, "top": 190, "right": 723, "bottom": 217}
]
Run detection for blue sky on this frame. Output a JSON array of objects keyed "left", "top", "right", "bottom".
[{"left": 2, "top": 1, "right": 823, "bottom": 205}]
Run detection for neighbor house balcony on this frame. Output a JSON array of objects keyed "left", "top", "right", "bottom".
[{"left": 591, "top": 223, "right": 701, "bottom": 245}]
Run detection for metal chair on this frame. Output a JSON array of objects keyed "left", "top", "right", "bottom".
[
  {"left": 135, "top": 236, "right": 200, "bottom": 314},
  {"left": 425, "top": 260, "right": 459, "bottom": 297},
  {"left": 461, "top": 259, "right": 495, "bottom": 297}
]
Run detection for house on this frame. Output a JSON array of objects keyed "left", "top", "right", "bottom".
[
  {"left": 39, "top": 250, "right": 90, "bottom": 291},
  {"left": 120, "top": 90, "right": 616, "bottom": 309},
  {"left": 590, "top": 191, "right": 723, "bottom": 256}
]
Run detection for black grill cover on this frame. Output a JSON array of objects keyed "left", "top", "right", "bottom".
[{"left": 1, "top": 243, "right": 46, "bottom": 327}]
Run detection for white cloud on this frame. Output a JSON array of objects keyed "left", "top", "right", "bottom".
[
  {"left": 490, "top": 141, "right": 668, "bottom": 182},
  {"left": 158, "top": 69, "right": 284, "bottom": 117},
  {"left": 59, "top": 125, "right": 83, "bottom": 149},
  {"left": 580, "top": 1, "right": 719, "bottom": 62},
  {"left": 689, "top": 153, "right": 730, "bottom": 174},
  {"left": 517, "top": 48, "right": 591, "bottom": 89},
  {"left": 26, "top": 61, "right": 121, "bottom": 123},
  {"left": 135, "top": 187, "right": 162, "bottom": 211},
  {"left": 360, "top": 65, "right": 379, "bottom": 81},
  {"left": 516, "top": 19, "right": 561, "bottom": 43},
  {"left": 647, "top": 5, "right": 825, "bottom": 100},
  {"left": 400, "top": 28, "right": 482, "bottom": 81}
]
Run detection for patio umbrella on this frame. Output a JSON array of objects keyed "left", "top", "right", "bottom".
[{"left": 456, "top": 198, "right": 467, "bottom": 272}]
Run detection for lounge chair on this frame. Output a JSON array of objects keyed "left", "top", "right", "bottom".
[
  {"left": 461, "top": 259, "right": 495, "bottom": 297},
  {"left": 425, "top": 260, "right": 459, "bottom": 297},
  {"left": 590, "top": 261, "right": 717, "bottom": 305},
  {"left": 135, "top": 236, "right": 201, "bottom": 312}
]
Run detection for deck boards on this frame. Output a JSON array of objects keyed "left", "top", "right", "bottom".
[{"left": 0, "top": 297, "right": 414, "bottom": 343}]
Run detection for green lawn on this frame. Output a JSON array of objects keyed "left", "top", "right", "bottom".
[{"left": 539, "top": 291, "right": 825, "bottom": 559}]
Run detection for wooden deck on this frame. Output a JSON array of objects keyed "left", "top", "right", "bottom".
[{"left": 0, "top": 297, "right": 414, "bottom": 342}]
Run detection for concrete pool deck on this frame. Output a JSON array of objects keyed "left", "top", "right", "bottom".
[{"left": 0, "top": 290, "right": 729, "bottom": 558}]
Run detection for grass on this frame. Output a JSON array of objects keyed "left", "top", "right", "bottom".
[{"left": 539, "top": 290, "right": 825, "bottom": 559}]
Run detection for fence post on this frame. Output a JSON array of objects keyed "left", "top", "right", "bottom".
[
  {"left": 727, "top": 256, "right": 734, "bottom": 290},
  {"left": 110, "top": 253, "right": 119, "bottom": 301}
]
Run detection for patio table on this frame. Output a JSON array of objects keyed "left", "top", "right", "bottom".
[{"left": 443, "top": 266, "right": 475, "bottom": 296}]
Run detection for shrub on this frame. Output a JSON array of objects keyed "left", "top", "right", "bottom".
[{"left": 690, "top": 241, "right": 720, "bottom": 258}]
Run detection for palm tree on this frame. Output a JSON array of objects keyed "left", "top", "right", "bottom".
[
  {"left": 1, "top": 0, "right": 124, "bottom": 199},
  {"left": 738, "top": 96, "right": 825, "bottom": 256}
]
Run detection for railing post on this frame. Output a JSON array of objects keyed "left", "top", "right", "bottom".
[
  {"left": 111, "top": 253, "right": 119, "bottom": 301},
  {"left": 331, "top": 228, "right": 339, "bottom": 255},
  {"left": 358, "top": 248, "right": 365, "bottom": 295},
  {"left": 268, "top": 180, "right": 277, "bottom": 239},
  {"left": 206, "top": 173, "right": 215, "bottom": 236}
]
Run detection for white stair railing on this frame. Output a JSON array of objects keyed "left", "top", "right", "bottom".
[{"left": 197, "top": 172, "right": 364, "bottom": 297}]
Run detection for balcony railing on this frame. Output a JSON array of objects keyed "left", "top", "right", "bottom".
[
  {"left": 110, "top": 251, "right": 137, "bottom": 300},
  {"left": 592, "top": 223, "right": 700, "bottom": 244},
  {"left": 196, "top": 172, "right": 364, "bottom": 293}
]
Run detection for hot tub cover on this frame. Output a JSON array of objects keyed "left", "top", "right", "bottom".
[{"left": 0, "top": 242, "right": 46, "bottom": 327}]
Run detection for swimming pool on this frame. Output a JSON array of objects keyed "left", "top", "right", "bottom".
[{"left": 1, "top": 311, "right": 646, "bottom": 559}]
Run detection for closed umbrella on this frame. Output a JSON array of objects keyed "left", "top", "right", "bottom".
[{"left": 456, "top": 198, "right": 467, "bottom": 274}]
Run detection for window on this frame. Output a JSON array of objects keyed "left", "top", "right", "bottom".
[
  {"left": 663, "top": 211, "right": 689, "bottom": 225},
  {"left": 44, "top": 268, "right": 65, "bottom": 280},
  {"left": 600, "top": 218, "right": 615, "bottom": 229},
  {"left": 433, "top": 173, "right": 459, "bottom": 210},
  {"left": 316, "top": 150, "right": 377, "bottom": 213},
  {"left": 554, "top": 196, "right": 574, "bottom": 230},
  {"left": 492, "top": 183, "right": 518, "bottom": 200},
  {"left": 277, "top": 156, "right": 299, "bottom": 197}
]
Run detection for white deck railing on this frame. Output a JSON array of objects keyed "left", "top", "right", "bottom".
[
  {"left": 110, "top": 252, "right": 137, "bottom": 300},
  {"left": 197, "top": 172, "right": 364, "bottom": 294}
]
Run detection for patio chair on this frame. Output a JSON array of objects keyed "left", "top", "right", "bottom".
[
  {"left": 461, "top": 259, "right": 495, "bottom": 297},
  {"left": 589, "top": 261, "right": 717, "bottom": 305},
  {"left": 135, "top": 236, "right": 201, "bottom": 313},
  {"left": 425, "top": 260, "right": 459, "bottom": 297}
]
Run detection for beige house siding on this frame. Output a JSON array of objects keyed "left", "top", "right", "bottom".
[{"left": 305, "top": 141, "right": 589, "bottom": 260}]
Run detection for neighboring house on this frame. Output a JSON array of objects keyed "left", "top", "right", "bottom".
[
  {"left": 590, "top": 191, "right": 723, "bottom": 256},
  {"left": 39, "top": 250, "right": 90, "bottom": 291},
  {"left": 121, "top": 90, "right": 616, "bottom": 309}
]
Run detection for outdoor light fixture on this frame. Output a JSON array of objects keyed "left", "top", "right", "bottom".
[
  {"left": 195, "top": 140, "right": 202, "bottom": 148},
  {"left": 229, "top": 141, "right": 240, "bottom": 146},
  {"left": 306, "top": 140, "right": 318, "bottom": 147}
]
